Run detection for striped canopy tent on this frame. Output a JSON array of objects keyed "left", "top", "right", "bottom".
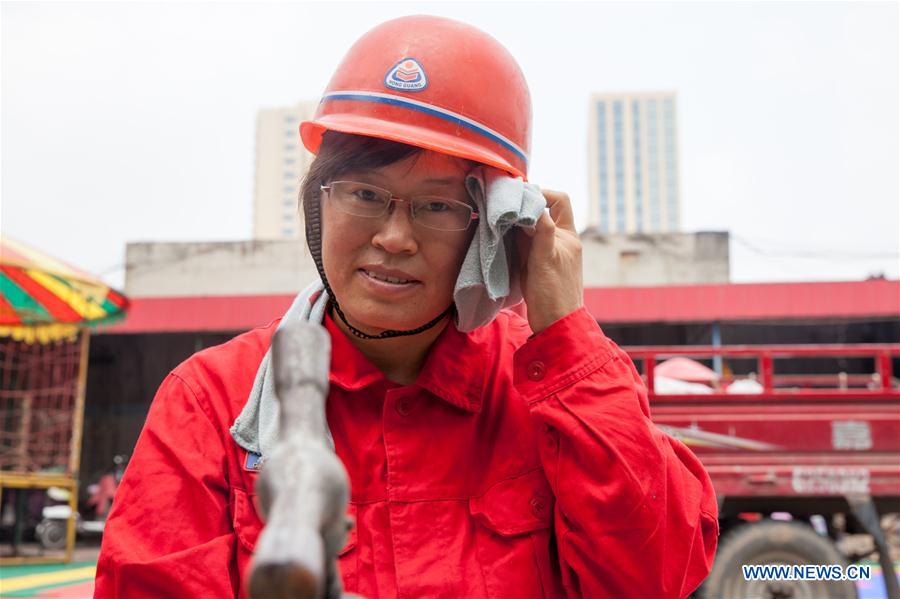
[
  {"left": 0, "top": 237, "right": 129, "bottom": 563},
  {"left": 0, "top": 237, "right": 129, "bottom": 344}
]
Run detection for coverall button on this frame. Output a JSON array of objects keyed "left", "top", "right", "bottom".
[
  {"left": 544, "top": 425, "right": 558, "bottom": 448},
  {"left": 527, "top": 361, "right": 546, "bottom": 381},
  {"left": 395, "top": 397, "right": 412, "bottom": 416},
  {"left": 530, "top": 496, "right": 549, "bottom": 518}
]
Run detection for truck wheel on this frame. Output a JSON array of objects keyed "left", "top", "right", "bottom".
[
  {"left": 36, "top": 518, "right": 67, "bottom": 551},
  {"left": 700, "top": 519, "right": 858, "bottom": 599}
]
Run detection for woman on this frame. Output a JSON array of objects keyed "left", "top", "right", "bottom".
[{"left": 96, "top": 15, "right": 718, "bottom": 599}]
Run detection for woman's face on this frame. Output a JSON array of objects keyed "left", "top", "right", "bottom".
[{"left": 321, "top": 150, "right": 475, "bottom": 333}]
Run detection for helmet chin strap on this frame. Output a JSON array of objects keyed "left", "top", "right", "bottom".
[{"left": 328, "top": 290, "right": 454, "bottom": 340}]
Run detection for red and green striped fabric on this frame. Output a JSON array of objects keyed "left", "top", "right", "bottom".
[{"left": 0, "top": 237, "right": 129, "bottom": 343}]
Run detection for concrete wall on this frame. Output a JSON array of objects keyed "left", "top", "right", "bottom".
[
  {"left": 125, "top": 240, "right": 318, "bottom": 297},
  {"left": 581, "top": 230, "right": 729, "bottom": 287},
  {"left": 125, "top": 231, "right": 729, "bottom": 297}
]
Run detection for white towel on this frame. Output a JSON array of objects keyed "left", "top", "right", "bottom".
[{"left": 454, "top": 166, "right": 546, "bottom": 331}]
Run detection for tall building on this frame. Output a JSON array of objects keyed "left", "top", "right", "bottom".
[
  {"left": 588, "top": 92, "right": 682, "bottom": 234},
  {"left": 253, "top": 102, "right": 317, "bottom": 239}
]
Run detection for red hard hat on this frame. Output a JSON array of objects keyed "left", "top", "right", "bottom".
[{"left": 300, "top": 15, "right": 532, "bottom": 180}]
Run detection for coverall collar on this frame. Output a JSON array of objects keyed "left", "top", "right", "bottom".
[{"left": 324, "top": 311, "right": 487, "bottom": 413}]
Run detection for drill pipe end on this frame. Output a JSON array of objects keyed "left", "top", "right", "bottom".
[{"left": 248, "top": 561, "right": 319, "bottom": 599}]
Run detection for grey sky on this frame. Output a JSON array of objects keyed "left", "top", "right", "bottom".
[{"left": 2, "top": 1, "right": 898, "bottom": 289}]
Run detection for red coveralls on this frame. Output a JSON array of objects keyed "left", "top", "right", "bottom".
[{"left": 95, "top": 307, "right": 718, "bottom": 598}]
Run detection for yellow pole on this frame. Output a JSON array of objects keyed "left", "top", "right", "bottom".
[
  {"left": 64, "top": 478, "right": 77, "bottom": 563},
  {"left": 64, "top": 329, "right": 91, "bottom": 562},
  {"left": 69, "top": 329, "right": 90, "bottom": 476}
]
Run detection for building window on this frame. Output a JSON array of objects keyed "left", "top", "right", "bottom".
[
  {"left": 647, "top": 99, "right": 660, "bottom": 232},
  {"left": 284, "top": 171, "right": 295, "bottom": 180},
  {"left": 613, "top": 101, "right": 625, "bottom": 233},
  {"left": 285, "top": 145, "right": 295, "bottom": 152},
  {"left": 660, "top": 98, "right": 678, "bottom": 231},
  {"left": 284, "top": 185, "right": 295, "bottom": 193},
  {"left": 663, "top": 97, "right": 678, "bottom": 231},
  {"left": 597, "top": 101, "right": 608, "bottom": 234},
  {"left": 632, "top": 99, "right": 642, "bottom": 233},
  {"left": 284, "top": 158, "right": 296, "bottom": 165},
  {"left": 282, "top": 228, "right": 294, "bottom": 236}
]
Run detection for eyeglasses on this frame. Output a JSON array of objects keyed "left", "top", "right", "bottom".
[{"left": 320, "top": 181, "right": 479, "bottom": 232}]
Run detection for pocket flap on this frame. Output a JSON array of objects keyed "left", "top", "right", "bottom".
[
  {"left": 232, "top": 487, "right": 263, "bottom": 552},
  {"left": 469, "top": 469, "right": 554, "bottom": 536},
  {"left": 233, "top": 488, "right": 358, "bottom": 556}
]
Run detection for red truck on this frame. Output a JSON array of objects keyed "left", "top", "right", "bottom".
[{"left": 627, "top": 344, "right": 900, "bottom": 599}]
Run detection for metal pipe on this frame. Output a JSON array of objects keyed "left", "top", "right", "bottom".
[{"left": 248, "top": 321, "right": 352, "bottom": 599}]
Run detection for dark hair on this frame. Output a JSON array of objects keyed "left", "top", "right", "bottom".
[{"left": 299, "top": 131, "right": 422, "bottom": 220}]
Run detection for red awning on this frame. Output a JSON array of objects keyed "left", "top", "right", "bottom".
[
  {"left": 99, "top": 280, "right": 899, "bottom": 334},
  {"left": 586, "top": 279, "right": 899, "bottom": 324},
  {"left": 97, "top": 295, "right": 294, "bottom": 334}
]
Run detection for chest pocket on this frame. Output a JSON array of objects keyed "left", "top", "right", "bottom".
[
  {"left": 231, "top": 487, "right": 359, "bottom": 591},
  {"left": 232, "top": 487, "right": 262, "bottom": 552},
  {"left": 469, "top": 468, "right": 563, "bottom": 598}
]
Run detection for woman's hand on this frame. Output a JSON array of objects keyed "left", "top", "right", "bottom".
[{"left": 516, "top": 189, "right": 584, "bottom": 335}]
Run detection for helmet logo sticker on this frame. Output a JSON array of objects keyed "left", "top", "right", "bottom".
[{"left": 384, "top": 58, "right": 428, "bottom": 92}]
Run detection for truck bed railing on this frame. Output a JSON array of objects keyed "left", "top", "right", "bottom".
[{"left": 624, "top": 344, "right": 900, "bottom": 400}]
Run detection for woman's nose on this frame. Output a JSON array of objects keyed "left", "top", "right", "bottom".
[{"left": 371, "top": 201, "right": 418, "bottom": 254}]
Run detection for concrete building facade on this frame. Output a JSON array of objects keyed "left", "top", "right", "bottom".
[
  {"left": 125, "top": 240, "right": 318, "bottom": 297},
  {"left": 253, "top": 102, "right": 318, "bottom": 240},
  {"left": 588, "top": 92, "right": 682, "bottom": 234},
  {"left": 124, "top": 232, "right": 728, "bottom": 299},
  {"left": 581, "top": 230, "right": 729, "bottom": 287}
]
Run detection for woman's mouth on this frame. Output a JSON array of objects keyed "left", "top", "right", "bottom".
[
  {"left": 362, "top": 269, "right": 414, "bottom": 284},
  {"left": 358, "top": 269, "right": 421, "bottom": 291}
]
